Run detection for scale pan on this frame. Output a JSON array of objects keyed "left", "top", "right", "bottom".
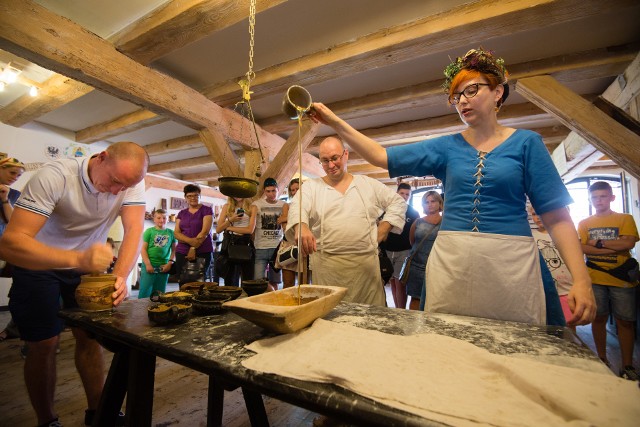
[{"left": 218, "top": 177, "right": 259, "bottom": 198}]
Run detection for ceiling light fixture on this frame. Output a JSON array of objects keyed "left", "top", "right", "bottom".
[
  {"left": 0, "top": 61, "right": 40, "bottom": 96},
  {"left": 0, "top": 63, "right": 21, "bottom": 83}
]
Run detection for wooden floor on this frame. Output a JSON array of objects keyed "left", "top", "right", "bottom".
[{"left": 1, "top": 285, "right": 638, "bottom": 426}]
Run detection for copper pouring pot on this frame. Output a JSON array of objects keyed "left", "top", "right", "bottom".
[{"left": 282, "top": 85, "right": 312, "bottom": 120}]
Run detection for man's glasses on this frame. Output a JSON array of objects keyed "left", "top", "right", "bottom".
[
  {"left": 448, "top": 83, "right": 491, "bottom": 105},
  {"left": 185, "top": 194, "right": 200, "bottom": 199},
  {"left": 319, "top": 151, "right": 346, "bottom": 166}
]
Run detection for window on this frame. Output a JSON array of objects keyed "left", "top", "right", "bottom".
[{"left": 565, "top": 176, "right": 626, "bottom": 228}]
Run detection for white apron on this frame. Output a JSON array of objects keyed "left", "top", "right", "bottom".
[
  {"left": 310, "top": 251, "right": 386, "bottom": 306},
  {"left": 425, "top": 231, "right": 545, "bottom": 325}
]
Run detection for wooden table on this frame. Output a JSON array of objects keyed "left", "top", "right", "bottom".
[{"left": 60, "top": 298, "right": 601, "bottom": 427}]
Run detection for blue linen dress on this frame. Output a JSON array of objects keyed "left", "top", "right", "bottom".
[{"left": 388, "top": 129, "right": 571, "bottom": 325}]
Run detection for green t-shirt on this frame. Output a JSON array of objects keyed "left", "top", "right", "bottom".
[{"left": 143, "top": 227, "right": 176, "bottom": 266}]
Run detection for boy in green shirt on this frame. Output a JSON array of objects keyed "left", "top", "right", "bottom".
[{"left": 139, "top": 209, "right": 177, "bottom": 298}]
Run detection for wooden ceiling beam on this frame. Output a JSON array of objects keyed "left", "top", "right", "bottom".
[
  {"left": 260, "top": 45, "right": 638, "bottom": 135},
  {"left": 77, "top": 110, "right": 169, "bottom": 144},
  {"left": 0, "top": 74, "right": 93, "bottom": 127},
  {"left": 111, "top": 0, "right": 288, "bottom": 66},
  {"left": 259, "top": 120, "right": 320, "bottom": 192},
  {"left": 0, "top": 0, "right": 289, "bottom": 178},
  {"left": 203, "top": 0, "right": 636, "bottom": 106},
  {"left": 144, "top": 134, "right": 203, "bottom": 156},
  {"left": 0, "top": 0, "right": 285, "bottom": 127},
  {"left": 0, "top": 0, "right": 251, "bottom": 136},
  {"left": 516, "top": 75, "right": 640, "bottom": 180},
  {"left": 145, "top": 174, "right": 225, "bottom": 198},
  {"left": 148, "top": 155, "right": 215, "bottom": 174}
]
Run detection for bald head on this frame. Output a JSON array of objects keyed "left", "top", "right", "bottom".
[
  {"left": 319, "top": 136, "right": 344, "bottom": 153},
  {"left": 106, "top": 142, "right": 149, "bottom": 181},
  {"left": 319, "top": 137, "right": 349, "bottom": 183}
]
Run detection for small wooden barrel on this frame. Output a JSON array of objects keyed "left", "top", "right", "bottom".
[{"left": 76, "top": 274, "right": 115, "bottom": 311}]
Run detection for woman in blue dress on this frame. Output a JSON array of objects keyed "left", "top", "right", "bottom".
[
  {"left": 406, "top": 191, "right": 442, "bottom": 311},
  {"left": 311, "top": 48, "right": 595, "bottom": 326}
]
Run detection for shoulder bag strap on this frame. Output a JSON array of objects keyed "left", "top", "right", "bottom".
[{"left": 405, "top": 222, "right": 440, "bottom": 263}]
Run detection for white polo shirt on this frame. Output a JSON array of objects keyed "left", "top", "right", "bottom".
[{"left": 16, "top": 156, "right": 145, "bottom": 251}]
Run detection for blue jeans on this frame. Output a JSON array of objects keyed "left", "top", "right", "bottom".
[{"left": 254, "top": 247, "right": 281, "bottom": 284}]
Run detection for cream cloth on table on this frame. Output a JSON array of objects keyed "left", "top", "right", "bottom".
[
  {"left": 243, "top": 319, "right": 639, "bottom": 427},
  {"left": 426, "top": 231, "right": 546, "bottom": 325},
  {"left": 310, "top": 251, "right": 385, "bottom": 306}
]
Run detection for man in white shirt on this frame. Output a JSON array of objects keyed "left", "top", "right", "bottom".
[
  {"left": 252, "top": 177, "right": 285, "bottom": 290},
  {"left": 286, "top": 137, "right": 406, "bottom": 305},
  {"left": 0, "top": 141, "right": 148, "bottom": 427}
]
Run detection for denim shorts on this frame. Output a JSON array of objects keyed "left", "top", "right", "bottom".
[
  {"left": 387, "top": 249, "right": 410, "bottom": 279},
  {"left": 592, "top": 283, "right": 637, "bottom": 321},
  {"left": 9, "top": 267, "right": 82, "bottom": 341}
]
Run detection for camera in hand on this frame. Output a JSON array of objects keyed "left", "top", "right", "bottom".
[{"left": 236, "top": 208, "right": 245, "bottom": 217}]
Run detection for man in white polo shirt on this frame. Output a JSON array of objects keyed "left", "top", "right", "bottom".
[{"left": 0, "top": 141, "right": 148, "bottom": 427}]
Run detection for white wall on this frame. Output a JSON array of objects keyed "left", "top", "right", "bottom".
[{"left": 0, "top": 122, "right": 227, "bottom": 306}]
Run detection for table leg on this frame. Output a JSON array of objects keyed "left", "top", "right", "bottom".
[
  {"left": 242, "top": 388, "right": 270, "bottom": 426},
  {"left": 93, "top": 350, "right": 129, "bottom": 427},
  {"left": 125, "top": 349, "right": 156, "bottom": 426},
  {"left": 207, "top": 376, "right": 225, "bottom": 427}
]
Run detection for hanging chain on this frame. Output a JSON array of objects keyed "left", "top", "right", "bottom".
[{"left": 236, "top": 0, "right": 265, "bottom": 174}]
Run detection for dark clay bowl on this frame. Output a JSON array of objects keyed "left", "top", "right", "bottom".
[
  {"left": 150, "top": 290, "right": 193, "bottom": 304},
  {"left": 241, "top": 279, "right": 269, "bottom": 296},
  {"left": 192, "top": 295, "right": 231, "bottom": 316},
  {"left": 148, "top": 303, "right": 192, "bottom": 325},
  {"left": 201, "top": 287, "right": 242, "bottom": 301},
  {"left": 180, "top": 281, "right": 219, "bottom": 295}
]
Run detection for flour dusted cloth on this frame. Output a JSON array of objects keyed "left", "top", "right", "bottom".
[{"left": 243, "top": 319, "right": 639, "bottom": 427}]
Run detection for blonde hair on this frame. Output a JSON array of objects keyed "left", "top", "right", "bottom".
[
  {"left": 226, "top": 197, "right": 251, "bottom": 216},
  {"left": 422, "top": 191, "right": 443, "bottom": 212}
]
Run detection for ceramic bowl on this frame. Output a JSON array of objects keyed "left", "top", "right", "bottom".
[
  {"left": 180, "top": 281, "right": 219, "bottom": 295},
  {"left": 76, "top": 274, "right": 115, "bottom": 311},
  {"left": 148, "top": 303, "right": 192, "bottom": 325},
  {"left": 150, "top": 290, "right": 193, "bottom": 304},
  {"left": 241, "top": 279, "right": 269, "bottom": 296},
  {"left": 201, "top": 286, "right": 242, "bottom": 301},
  {"left": 192, "top": 294, "right": 231, "bottom": 316},
  {"left": 223, "top": 285, "right": 347, "bottom": 334}
]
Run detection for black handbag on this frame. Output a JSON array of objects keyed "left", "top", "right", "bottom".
[
  {"left": 226, "top": 233, "right": 254, "bottom": 262},
  {"left": 379, "top": 248, "right": 394, "bottom": 284}
]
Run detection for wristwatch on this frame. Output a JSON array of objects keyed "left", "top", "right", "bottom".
[
  {"left": 1, "top": 200, "right": 9, "bottom": 204},
  {"left": 168, "top": 260, "right": 175, "bottom": 264},
  {"left": 595, "top": 239, "right": 604, "bottom": 249}
]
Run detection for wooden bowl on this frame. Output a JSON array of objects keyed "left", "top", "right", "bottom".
[
  {"left": 223, "top": 285, "right": 347, "bottom": 334},
  {"left": 241, "top": 279, "right": 269, "bottom": 296},
  {"left": 201, "top": 287, "right": 242, "bottom": 301}
]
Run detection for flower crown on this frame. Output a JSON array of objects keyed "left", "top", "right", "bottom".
[{"left": 442, "top": 48, "right": 509, "bottom": 93}]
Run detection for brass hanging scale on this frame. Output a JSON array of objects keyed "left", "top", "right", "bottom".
[{"left": 217, "top": 0, "right": 265, "bottom": 199}]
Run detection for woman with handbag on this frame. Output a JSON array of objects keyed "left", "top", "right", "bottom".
[
  {"left": 174, "top": 184, "right": 214, "bottom": 286},
  {"left": 405, "top": 191, "right": 442, "bottom": 310},
  {"left": 215, "top": 196, "right": 256, "bottom": 286}
]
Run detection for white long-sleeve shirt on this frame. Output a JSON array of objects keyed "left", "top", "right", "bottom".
[{"left": 286, "top": 175, "right": 405, "bottom": 255}]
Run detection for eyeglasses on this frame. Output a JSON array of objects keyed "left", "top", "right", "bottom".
[
  {"left": 448, "top": 83, "right": 491, "bottom": 105},
  {"left": 319, "top": 151, "right": 346, "bottom": 166},
  {"left": 185, "top": 194, "right": 200, "bottom": 199}
]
